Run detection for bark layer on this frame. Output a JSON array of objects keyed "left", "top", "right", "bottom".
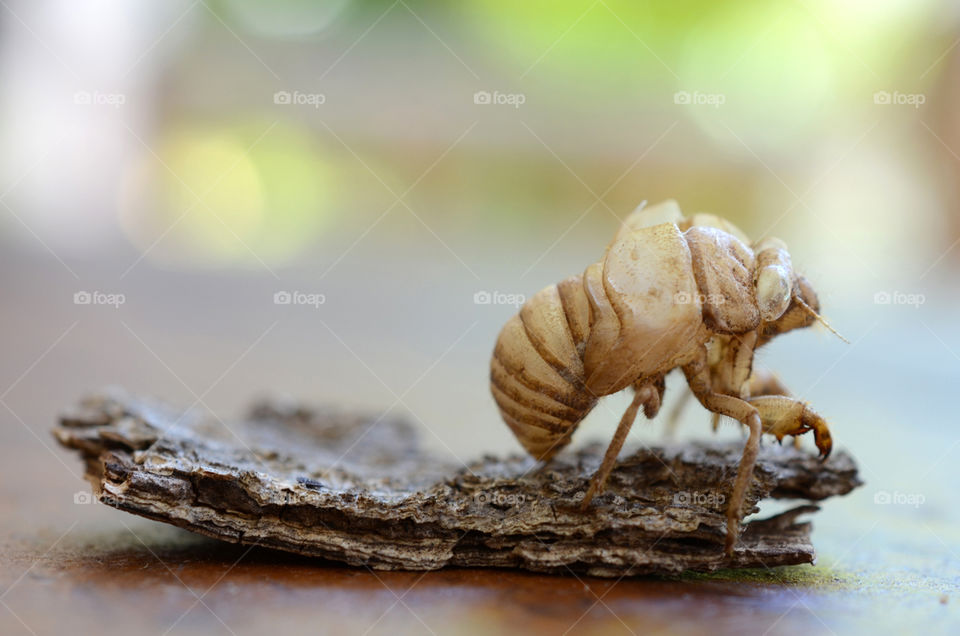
[{"left": 54, "top": 390, "right": 862, "bottom": 577}]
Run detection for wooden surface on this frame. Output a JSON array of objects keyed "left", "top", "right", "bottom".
[
  {"left": 2, "top": 252, "right": 959, "bottom": 635},
  {"left": 0, "top": 529, "right": 874, "bottom": 636},
  {"left": 2, "top": 511, "right": 947, "bottom": 636}
]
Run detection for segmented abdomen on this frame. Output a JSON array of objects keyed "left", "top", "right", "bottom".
[{"left": 490, "top": 274, "right": 598, "bottom": 461}]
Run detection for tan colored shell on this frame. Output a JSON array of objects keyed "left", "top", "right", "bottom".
[
  {"left": 490, "top": 202, "right": 763, "bottom": 460},
  {"left": 490, "top": 282, "right": 595, "bottom": 460},
  {"left": 490, "top": 200, "right": 839, "bottom": 555}
]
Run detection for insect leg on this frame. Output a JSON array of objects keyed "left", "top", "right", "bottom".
[
  {"left": 729, "top": 331, "right": 758, "bottom": 398},
  {"left": 579, "top": 389, "right": 644, "bottom": 511},
  {"left": 746, "top": 370, "right": 802, "bottom": 448},
  {"left": 747, "top": 395, "right": 832, "bottom": 459},
  {"left": 707, "top": 331, "right": 758, "bottom": 434},
  {"left": 579, "top": 378, "right": 663, "bottom": 510},
  {"left": 682, "top": 346, "right": 762, "bottom": 555}
]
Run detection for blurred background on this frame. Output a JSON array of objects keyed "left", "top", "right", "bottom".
[{"left": 1, "top": 0, "right": 958, "bottom": 633}]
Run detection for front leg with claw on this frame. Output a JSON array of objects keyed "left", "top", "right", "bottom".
[{"left": 747, "top": 395, "right": 833, "bottom": 459}]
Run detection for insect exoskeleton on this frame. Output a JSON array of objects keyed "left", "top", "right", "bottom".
[{"left": 489, "top": 199, "right": 840, "bottom": 554}]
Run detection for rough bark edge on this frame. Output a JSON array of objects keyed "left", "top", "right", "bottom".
[{"left": 54, "top": 390, "right": 862, "bottom": 577}]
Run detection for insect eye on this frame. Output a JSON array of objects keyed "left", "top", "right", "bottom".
[{"left": 756, "top": 266, "right": 792, "bottom": 321}]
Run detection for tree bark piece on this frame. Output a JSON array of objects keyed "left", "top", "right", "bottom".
[{"left": 54, "top": 389, "right": 862, "bottom": 577}]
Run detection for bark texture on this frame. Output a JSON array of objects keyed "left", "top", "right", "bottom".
[{"left": 54, "top": 390, "right": 861, "bottom": 577}]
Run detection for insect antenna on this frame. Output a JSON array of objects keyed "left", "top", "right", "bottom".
[{"left": 797, "top": 298, "right": 850, "bottom": 343}]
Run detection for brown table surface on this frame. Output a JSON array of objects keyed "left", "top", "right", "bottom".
[{"left": 2, "top": 250, "right": 958, "bottom": 636}]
